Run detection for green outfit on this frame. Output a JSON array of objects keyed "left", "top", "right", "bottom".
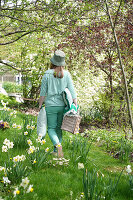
[{"left": 40, "top": 69, "right": 77, "bottom": 146}]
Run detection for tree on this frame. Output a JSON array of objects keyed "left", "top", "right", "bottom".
[{"left": 104, "top": 0, "right": 133, "bottom": 134}]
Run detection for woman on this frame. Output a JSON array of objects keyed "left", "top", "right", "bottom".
[{"left": 39, "top": 50, "right": 77, "bottom": 157}]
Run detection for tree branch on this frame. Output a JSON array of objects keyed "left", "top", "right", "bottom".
[
  {"left": 0, "top": 60, "right": 31, "bottom": 72},
  {"left": 113, "top": 0, "right": 123, "bottom": 30},
  {"left": 0, "top": 31, "right": 35, "bottom": 45},
  {"left": 90, "top": 53, "right": 110, "bottom": 76},
  {"left": 0, "top": 30, "right": 27, "bottom": 38}
]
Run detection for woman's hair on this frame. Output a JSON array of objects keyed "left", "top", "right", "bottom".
[{"left": 50, "top": 63, "right": 64, "bottom": 78}]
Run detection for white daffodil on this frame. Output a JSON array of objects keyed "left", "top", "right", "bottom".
[
  {"left": 36, "top": 138, "right": 41, "bottom": 143},
  {"left": 33, "top": 160, "right": 37, "bottom": 164},
  {"left": 26, "top": 184, "right": 34, "bottom": 193},
  {"left": 45, "top": 147, "right": 49, "bottom": 152},
  {"left": 24, "top": 131, "right": 28, "bottom": 135},
  {"left": 2, "top": 102, "right": 6, "bottom": 107},
  {"left": 7, "top": 142, "right": 14, "bottom": 149},
  {"left": 19, "top": 155, "right": 26, "bottom": 161},
  {"left": 0, "top": 166, "right": 5, "bottom": 171},
  {"left": 78, "top": 163, "right": 84, "bottom": 169},
  {"left": 27, "top": 139, "right": 32, "bottom": 146},
  {"left": 13, "top": 156, "right": 19, "bottom": 162},
  {"left": 3, "top": 177, "right": 11, "bottom": 184},
  {"left": 3, "top": 138, "right": 10, "bottom": 146},
  {"left": 17, "top": 125, "right": 22, "bottom": 130},
  {"left": 13, "top": 187, "right": 20, "bottom": 197},
  {"left": 31, "top": 125, "right": 35, "bottom": 130},
  {"left": 13, "top": 155, "right": 26, "bottom": 162},
  {"left": 20, "top": 177, "right": 30, "bottom": 189},
  {"left": 41, "top": 139, "right": 46, "bottom": 145},
  {"left": 27, "top": 146, "right": 36, "bottom": 154},
  {"left": 26, "top": 125, "right": 31, "bottom": 129},
  {"left": 12, "top": 123, "right": 17, "bottom": 128},
  {"left": 126, "top": 165, "right": 132, "bottom": 174},
  {"left": 2, "top": 145, "right": 8, "bottom": 152}
]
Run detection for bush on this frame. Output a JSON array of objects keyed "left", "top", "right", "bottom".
[
  {"left": 0, "top": 94, "right": 21, "bottom": 108},
  {"left": 2, "top": 81, "right": 23, "bottom": 93}
]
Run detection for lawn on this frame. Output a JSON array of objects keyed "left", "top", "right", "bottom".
[{"left": 0, "top": 100, "right": 133, "bottom": 200}]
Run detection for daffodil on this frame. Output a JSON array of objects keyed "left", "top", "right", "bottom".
[
  {"left": 26, "top": 125, "right": 31, "bottom": 129},
  {"left": 13, "top": 155, "right": 26, "bottom": 162},
  {"left": 19, "top": 155, "right": 26, "bottom": 161},
  {"left": 3, "top": 138, "right": 10, "bottom": 146},
  {"left": 126, "top": 165, "right": 132, "bottom": 174},
  {"left": 7, "top": 142, "right": 14, "bottom": 149},
  {"left": 0, "top": 166, "right": 5, "bottom": 171},
  {"left": 2, "top": 145, "right": 8, "bottom": 152},
  {"left": 12, "top": 123, "right": 17, "bottom": 128},
  {"left": 27, "top": 146, "right": 36, "bottom": 154},
  {"left": 17, "top": 125, "right": 22, "bottom": 129},
  {"left": 26, "top": 185, "right": 34, "bottom": 193},
  {"left": 24, "top": 131, "right": 28, "bottom": 135},
  {"left": 45, "top": 147, "right": 49, "bottom": 152},
  {"left": 27, "top": 139, "right": 32, "bottom": 145},
  {"left": 13, "top": 187, "right": 20, "bottom": 197},
  {"left": 78, "top": 163, "right": 84, "bottom": 169},
  {"left": 41, "top": 139, "right": 46, "bottom": 145},
  {"left": 33, "top": 160, "right": 37, "bottom": 164},
  {"left": 20, "top": 177, "right": 30, "bottom": 189},
  {"left": 3, "top": 177, "right": 11, "bottom": 184},
  {"left": 31, "top": 125, "right": 35, "bottom": 130}
]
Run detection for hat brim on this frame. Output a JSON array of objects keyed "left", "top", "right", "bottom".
[{"left": 50, "top": 57, "right": 65, "bottom": 67}]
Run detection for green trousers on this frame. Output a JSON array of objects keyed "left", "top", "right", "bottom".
[{"left": 45, "top": 106, "right": 65, "bottom": 146}]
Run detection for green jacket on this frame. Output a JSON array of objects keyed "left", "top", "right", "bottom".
[{"left": 40, "top": 69, "right": 77, "bottom": 107}]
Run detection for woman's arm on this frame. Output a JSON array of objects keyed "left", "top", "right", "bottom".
[{"left": 39, "top": 96, "right": 45, "bottom": 110}]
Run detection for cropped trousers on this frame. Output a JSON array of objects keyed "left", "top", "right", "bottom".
[{"left": 45, "top": 106, "right": 65, "bottom": 147}]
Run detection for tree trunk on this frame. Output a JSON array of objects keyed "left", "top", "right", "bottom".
[
  {"left": 105, "top": 0, "right": 133, "bottom": 136},
  {"left": 108, "top": 61, "right": 114, "bottom": 125}
]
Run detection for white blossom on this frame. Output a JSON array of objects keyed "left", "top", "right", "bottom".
[
  {"left": 126, "top": 165, "right": 132, "bottom": 174},
  {"left": 0, "top": 166, "right": 5, "bottom": 171},
  {"left": 12, "top": 123, "right": 17, "bottom": 128},
  {"left": 2, "top": 145, "right": 8, "bottom": 152},
  {"left": 27, "top": 139, "right": 32, "bottom": 146},
  {"left": 27, "top": 146, "right": 36, "bottom": 154},
  {"left": 26, "top": 184, "right": 34, "bottom": 193},
  {"left": 3, "top": 177, "right": 11, "bottom": 184},
  {"left": 20, "top": 177, "right": 30, "bottom": 189},
  {"left": 3, "top": 138, "right": 10, "bottom": 146},
  {"left": 7, "top": 141, "right": 14, "bottom": 149},
  {"left": 78, "top": 163, "right": 84, "bottom": 169},
  {"left": 13, "top": 187, "right": 20, "bottom": 197}
]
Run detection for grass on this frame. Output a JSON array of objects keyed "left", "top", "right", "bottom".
[{"left": 0, "top": 101, "right": 133, "bottom": 200}]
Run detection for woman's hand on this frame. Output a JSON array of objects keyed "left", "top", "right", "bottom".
[{"left": 73, "top": 98, "right": 77, "bottom": 108}]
